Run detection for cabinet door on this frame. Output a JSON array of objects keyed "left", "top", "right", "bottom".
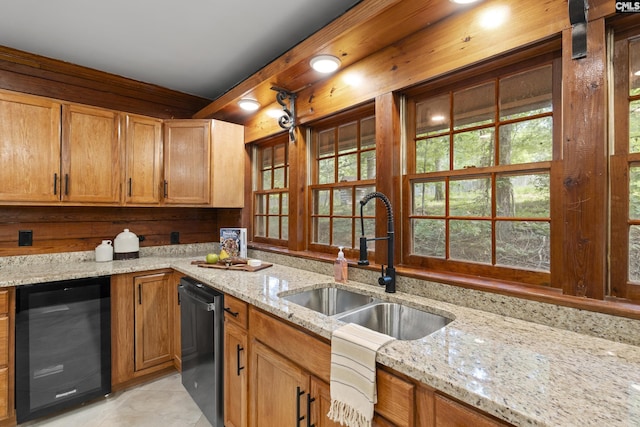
[
  {"left": 0, "top": 367, "right": 7, "bottom": 420},
  {"left": 310, "top": 377, "right": 341, "bottom": 427},
  {"left": 251, "top": 340, "right": 309, "bottom": 427},
  {"left": 134, "top": 272, "right": 173, "bottom": 371},
  {"left": 124, "top": 114, "right": 163, "bottom": 205},
  {"left": 163, "top": 120, "right": 211, "bottom": 205},
  {"left": 225, "top": 322, "right": 248, "bottom": 427},
  {"left": 310, "top": 375, "right": 404, "bottom": 427},
  {"left": 211, "top": 120, "right": 245, "bottom": 207},
  {"left": 0, "top": 90, "right": 61, "bottom": 203},
  {"left": 61, "top": 104, "right": 121, "bottom": 204}
]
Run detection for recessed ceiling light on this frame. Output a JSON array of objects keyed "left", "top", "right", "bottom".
[
  {"left": 310, "top": 55, "right": 341, "bottom": 73},
  {"left": 479, "top": 5, "right": 510, "bottom": 29},
  {"left": 450, "top": 0, "right": 479, "bottom": 3},
  {"left": 238, "top": 98, "right": 260, "bottom": 112},
  {"left": 267, "top": 109, "right": 285, "bottom": 118}
]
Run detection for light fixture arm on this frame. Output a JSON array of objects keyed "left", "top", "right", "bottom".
[{"left": 271, "top": 86, "right": 297, "bottom": 142}]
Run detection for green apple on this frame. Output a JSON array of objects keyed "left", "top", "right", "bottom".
[{"left": 205, "top": 253, "right": 220, "bottom": 264}]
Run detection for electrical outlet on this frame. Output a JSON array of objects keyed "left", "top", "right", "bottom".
[
  {"left": 19, "top": 230, "right": 33, "bottom": 246},
  {"left": 170, "top": 231, "right": 180, "bottom": 244}
]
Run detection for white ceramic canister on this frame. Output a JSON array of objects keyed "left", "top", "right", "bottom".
[
  {"left": 113, "top": 228, "right": 140, "bottom": 260},
  {"left": 95, "top": 240, "right": 113, "bottom": 262}
]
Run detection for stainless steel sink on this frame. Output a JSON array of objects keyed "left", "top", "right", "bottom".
[
  {"left": 336, "top": 302, "right": 452, "bottom": 340},
  {"left": 281, "top": 286, "right": 375, "bottom": 316}
]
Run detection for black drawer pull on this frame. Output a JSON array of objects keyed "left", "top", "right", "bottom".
[
  {"left": 224, "top": 307, "right": 239, "bottom": 317},
  {"left": 236, "top": 344, "right": 245, "bottom": 376},
  {"left": 296, "top": 386, "right": 305, "bottom": 426},
  {"left": 307, "top": 393, "right": 316, "bottom": 427}
]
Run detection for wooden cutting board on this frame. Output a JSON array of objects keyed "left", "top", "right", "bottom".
[{"left": 190, "top": 260, "right": 273, "bottom": 272}]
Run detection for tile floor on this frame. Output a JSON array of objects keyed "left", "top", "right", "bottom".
[{"left": 19, "top": 373, "right": 212, "bottom": 427}]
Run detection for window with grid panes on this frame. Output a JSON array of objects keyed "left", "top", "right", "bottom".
[
  {"left": 611, "top": 32, "right": 640, "bottom": 301},
  {"left": 405, "top": 61, "right": 556, "bottom": 284},
  {"left": 254, "top": 137, "right": 289, "bottom": 244},
  {"left": 310, "top": 109, "right": 376, "bottom": 252}
]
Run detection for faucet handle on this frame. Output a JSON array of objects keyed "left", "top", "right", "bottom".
[
  {"left": 358, "top": 236, "right": 370, "bottom": 265},
  {"left": 378, "top": 266, "right": 392, "bottom": 288}
]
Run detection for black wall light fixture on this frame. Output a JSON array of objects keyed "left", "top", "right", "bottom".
[
  {"left": 271, "top": 86, "right": 297, "bottom": 142},
  {"left": 568, "top": 0, "right": 588, "bottom": 59}
]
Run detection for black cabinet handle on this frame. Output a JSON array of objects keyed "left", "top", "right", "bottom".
[
  {"left": 128, "top": 177, "right": 132, "bottom": 197},
  {"left": 64, "top": 174, "right": 69, "bottom": 196},
  {"left": 296, "top": 386, "right": 305, "bottom": 426},
  {"left": 306, "top": 393, "right": 316, "bottom": 427},
  {"left": 163, "top": 180, "right": 168, "bottom": 198},
  {"left": 138, "top": 284, "right": 142, "bottom": 305},
  {"left": 53, "top": 173, "right": 58, "bottom": 195},
  {"left": 236, "top": 344, "right": 245, "bottom": 376},
  {"left": 224, "top": 307, "right": 239, "bottom": 317}
]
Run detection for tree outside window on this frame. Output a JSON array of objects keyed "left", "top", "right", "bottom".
[
  {"left": 407, "top": 64, "right": 554, "bottom": 283},
  {"left": 310, "top": 110, "right": 376, "bottom": 253},
  {"left": 254, "top": 138, "right": 289, "bottom": 244}
]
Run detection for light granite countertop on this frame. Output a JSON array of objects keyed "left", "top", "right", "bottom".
[{"left": 1, "top": 250, "right": 639, "bottom": 426}]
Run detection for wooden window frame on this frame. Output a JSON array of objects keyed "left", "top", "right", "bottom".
[
  {"left": 611, "top": 26, "right": 640, "bottom": 302},
  {"left": 308, "top": 104, "right": 376, "bottom": 258},
  {"left": 403, "top": 54, "right": 562, "bottom": 288},
  {"left": 252, "top": 134, "right": 290, "bottom": 246}
]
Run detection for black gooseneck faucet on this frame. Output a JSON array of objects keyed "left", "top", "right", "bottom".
[{"left": 358, "top": 191, "right": 396, "bottom": 293}]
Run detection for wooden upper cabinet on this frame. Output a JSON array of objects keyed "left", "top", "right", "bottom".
[
  {"left": 0, "top": 89, "right": 243, "bottom": 207},
  {"left": 210, "top": 119, "right": 245, "bottom": 208},
  {"left": 164, "top": 119, "right": 245, "bottom": 207},
  {"left": 163, "top": 120, "right": 211, "bottom": 206},
  {"left": 124, "top": 114, "right": 163, "bottom": 205},
  {"left": 0, "top": 90, "right": 61, "bottom": 203},
  {"left": 61, "top": 104, "right": 121, "bottom": 204}
]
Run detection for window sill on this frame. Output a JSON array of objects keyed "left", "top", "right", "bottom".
[{"left": 249, "top": 242, "right": 640, "bottom": 321}]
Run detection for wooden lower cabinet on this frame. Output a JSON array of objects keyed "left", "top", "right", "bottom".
[
  {"left": 434, "top": 394, "right": 511, "bottom": 427},
  {"left": 0, "top": 288, "right": 14, "bottom": 425},
  {"left": 249, "top": 307, "right": 414, "bottom": 427},
  {"left": 246, "top": 306, "right": 513, "bottom": 427},
  {"left": 134, "top": 272, "right": 174, "bottom": 371},
  {"left": 224, "top": 294, "right": 249, "bottom": 427},
  {"left": 251, "top": 340, "right": 310, "bottom": 426},
  {"left": 111, "top": 270, "right": 176, "bottom": 389}
]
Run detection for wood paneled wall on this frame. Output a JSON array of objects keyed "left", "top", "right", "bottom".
[
  {"left": 0, "top": 46, "right": 210, "bottom": 119},
  {"left": 0, "top": 207, "right": 241, "bottom": 256}
]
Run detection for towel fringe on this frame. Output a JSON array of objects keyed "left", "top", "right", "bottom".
[{"left": 327, "top": 399, "right": 371, "bottom": 427}]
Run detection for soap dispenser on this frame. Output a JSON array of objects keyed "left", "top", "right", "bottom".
[{"left": 334, "top": 246, "right": 348, "bottom": 283}]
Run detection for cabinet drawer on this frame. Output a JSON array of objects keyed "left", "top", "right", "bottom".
[
  {"left": 224, "top": 294, "right": 248, "bottom": 329},
  {"left": 0, "top": 291, "right": 8, "bottom": 314},
  {"left": 250, "top": 307, "right": 331, "bottom": 381},
  {"left": 435, "top": 393, "right": 511, "bottom": 427}
]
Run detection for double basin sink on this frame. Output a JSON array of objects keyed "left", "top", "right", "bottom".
[{"left": 281, "top": 286, "right": 452, "bottom": 340}]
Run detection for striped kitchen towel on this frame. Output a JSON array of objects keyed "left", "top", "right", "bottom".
[{"left": 327, "top": 323, "right": 395, "bottom": 427}]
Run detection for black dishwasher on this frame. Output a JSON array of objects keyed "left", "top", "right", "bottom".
[
  {"left": 178, "top": 276, "right": 224, "bottom": 427},
  {"left": 15, "top": 276, "right": 111, "bottom": 423}
]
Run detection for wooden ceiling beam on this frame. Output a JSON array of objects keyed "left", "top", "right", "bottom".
[{"left": 192, "top": 0, "right": 461, "bottom": 122}]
